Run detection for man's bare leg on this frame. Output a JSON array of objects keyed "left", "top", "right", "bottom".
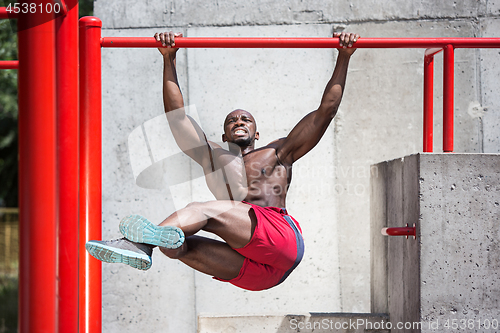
[
  {"left": 159, "top": 200, "right": 256, "bottom": 248},
  {"left": 163, "top": 235, "right": 245, "bottom": 280},
  {"left": 157, "top": 200, "right": 255, "bottom": 279}
]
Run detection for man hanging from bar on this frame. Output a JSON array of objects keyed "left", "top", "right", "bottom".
[{"left": 86, "top": 30, "right": 359, "bottom": 291}]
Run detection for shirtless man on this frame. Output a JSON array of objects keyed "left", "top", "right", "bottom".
[{"left": 86, "top": 30, "right": 359, "bottom": 291}]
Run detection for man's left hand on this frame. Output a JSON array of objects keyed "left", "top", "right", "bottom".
[{"left": 334, "top": 31, "right": 360, "bottom": 55}]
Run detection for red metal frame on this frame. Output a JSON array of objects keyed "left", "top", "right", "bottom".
[
  {"left": 79, "top": 16, "right": 103, "bottom": 333},
  {"left": 2, "top": 4, "right": 82, "bottom": 331},
  {"left": 423, "top": 48, "right": 443, "bottom": 153},
  {"left": 423, "top": 55, "right": 434, "bottom": 152},
  {"left": 101, "top": 36, "right": 500, "bottom": 49},
  {"left": 443, "top": 45, "right": 455, "bottom": 152},
  {"left": 381, "top": 224, "right": 416, "bottom": 239},
  {"left": 17, "top": 2, "right": 57, "bottom": 332},
  {"left": 56, "top": 0, "right": 79, "bottom": 332},
  {"left": 0, "top": 60, "right": 18, "bottom": 69}
]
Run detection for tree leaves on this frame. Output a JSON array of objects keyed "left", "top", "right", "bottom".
[{"left": 0, "top": 19, "right": 18, "bottom": 208}]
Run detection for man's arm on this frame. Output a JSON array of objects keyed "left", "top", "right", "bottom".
[
  {"left": 156, "top": 32, "right": 213, "bottom": 171},
  {"left": 276, "top": 31, "right": 359, "bottom": 166},
  {"left": 157, "top": 32, "right": 248, "bottom": 201}
]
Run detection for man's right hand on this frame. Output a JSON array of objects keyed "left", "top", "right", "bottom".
[
  {"left": 334, "top": 31, "right": 359, "bottom": 56},
  {"left": 155, "top": 31, "right": 183, "bottom": 56}
]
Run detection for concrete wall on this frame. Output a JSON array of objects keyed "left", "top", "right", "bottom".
[
  {"left": 94, "top": 0, "right": 500, "bottom": 332},
  {"left": 371, "top": 154, "right": 500, "bottom": 333}
]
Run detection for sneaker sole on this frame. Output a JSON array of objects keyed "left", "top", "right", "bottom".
[
  {"left": 119, "top": 215, "right": 185, "bottom": 249},
  {"left": 85, "top": 241, "right": 151, "bottom": 270}
]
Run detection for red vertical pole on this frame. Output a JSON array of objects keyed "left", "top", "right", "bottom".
[
  {"left": 56, "top": 1, "right": 79, "bottom": 332},
  {"left": 423, "top": 54, "right": 434, "bottom": 152},
  {"left": 79, "top": 16, "right": 102, "bottom": 333},
  {"left": 443, "top": 44, "right": 454, "bottom": 152},
  {"left": 17, "top": 2, "right": 57, "bottom": 332}
]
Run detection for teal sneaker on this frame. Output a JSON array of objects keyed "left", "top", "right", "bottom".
[
  {"left": 85, "top": 238, "right": 153, "bottom": 270},
  {"left": 119, "top": 214, "right": 185, "bottom": 249}
]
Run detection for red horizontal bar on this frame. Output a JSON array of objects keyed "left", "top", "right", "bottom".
[
  {"left": 0, "top": 60, "right": 19, "bottom": 69},
  {"left": 381, "top": 226, "right": 416, "bottom": 237},
  {"left": 0, "top": 7, "right": 19, "bottom": 19},
  {"left": 101, "top": 37, "right": 500, "bottom": 49}
]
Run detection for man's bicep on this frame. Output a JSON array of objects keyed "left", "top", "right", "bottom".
[
  {"left": 166, "top": 111, "right": 213, "bottom": 167},
  {"left": 277, "top": 109, "right": 333, "bottom": 165}
]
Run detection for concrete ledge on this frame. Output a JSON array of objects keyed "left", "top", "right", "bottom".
[{"left": 198, "top": 313, "right": 390, "bottom": 333}]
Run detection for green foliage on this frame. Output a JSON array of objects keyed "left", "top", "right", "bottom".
[
  {"left": 0, "top": 19, "right": 18, "bottom": 208},
  {"left": 0, "top": 276, "right": 18, "bottom": 332},
  {"left": 79, "top": 0, "right": 94, "bottom": 17}
]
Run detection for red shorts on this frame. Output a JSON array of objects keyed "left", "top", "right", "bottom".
[{"left": 214, "top": 201, "right": 305, "bottom": 291}]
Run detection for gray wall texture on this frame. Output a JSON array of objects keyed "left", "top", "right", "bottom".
[
  {"left": 94, "top": 0, "right": 500, "bottom": 332},
  {"left": 371, "top": 154, "right": 500, "bottom": 333}
]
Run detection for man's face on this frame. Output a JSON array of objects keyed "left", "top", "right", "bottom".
[{"left": 222, "top": 109, "right": 259, "bottom": 147}]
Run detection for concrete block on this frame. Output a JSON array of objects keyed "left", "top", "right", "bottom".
[
  {"left": 401, "top": 156, "right": 420, "bottom": 329},
  {"left": 371, "top": 153, "right": 500, "bottom": 333},
  {"left": 385, "top": 157, "right": 406, "bottom": 327},
  {"left": 419, "top": 154, "right": 500, "bottom": 331},
  {"left": 370, "top": 160, "right": 388, "bottom": 314}
]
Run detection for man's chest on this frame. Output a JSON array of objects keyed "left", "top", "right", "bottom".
[{"left": 243, "top": 149, "right": 288, "bottom": 182}]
